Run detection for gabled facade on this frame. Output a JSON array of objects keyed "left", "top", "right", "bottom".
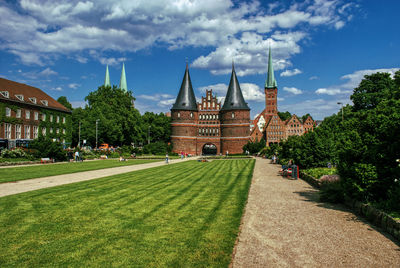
[
  {"left": 171, "top": 64, "right": 250, "bottom": 155},
  {"left": 0, "top": 78, "right": 72, "bottom": 149}
]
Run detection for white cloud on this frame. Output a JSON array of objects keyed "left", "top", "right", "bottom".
[
  {"left": 158, "top": 98, "right": 175, "bottom": 107},
  {"left": 280, "top": 68, "right": 302, "bottom": 77},
  {"left": 0, "top": 0, "right": 355, "bottom": 72},
  {"left": 316, "top": 67, "right": 400, "bottom": 96},
  {"left": 39, "top": 67, "right": 57, "bottom": 76},
  {"left": 68, "top": 83, "right": 80, "bottom": 89},
  {"left": 51, "top": 86, "right": 62, "bottom": 91},
  {"left": 309, "top": 76, "right": 319, "bottom": 80},
  {"left": 315, "top": 88, "right": 342, "bottom": 95},
  {"left": 198, "top": 82, "right": 264, "bottom": 101},
  {"left": 283, "top": 86, "right": 302, "bottom": 95}
]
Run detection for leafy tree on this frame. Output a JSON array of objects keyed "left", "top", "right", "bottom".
[
  {"left": 243, "top": 138, "right": 265, "bottom": 154},
  {"left": 277, "top": 111, "right": 291, "bottom": 121},
  {"left": 301, "top": 113, "right": 313, "bottom": 123},
  {"left": 57, "top": 96, "right": 73, "bottom": 110}
]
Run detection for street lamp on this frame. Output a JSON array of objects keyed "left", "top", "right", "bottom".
[
  {"left": 337, "top": 102, "right": 344, "bottom": 121},
  {"left": 96, "top": 119, "right": 100, "bottom": 149},
  {"left": 148, "top": 125, "right": 151, "bottom": 144},
  {"left": 78, "top": 121, "right": 81, "bottom": 148}
]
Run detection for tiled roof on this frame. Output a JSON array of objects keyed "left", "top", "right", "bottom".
[{"left": 0, "top": 77, "right": 70, "bottom": 113}]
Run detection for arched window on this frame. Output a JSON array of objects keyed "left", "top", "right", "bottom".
[
  {"left": 231, "top": 112, "right": 235, "bottom": 118},
  {"left": 177, "top": 112, "right": 180, "bottom": 118},
  {"left": 190, "top": 112, "right": 193, "bottom": 118}
]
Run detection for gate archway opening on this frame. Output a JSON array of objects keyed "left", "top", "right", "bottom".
[{"left": 202, "top": 143, "right": 217, "bottom": 155}]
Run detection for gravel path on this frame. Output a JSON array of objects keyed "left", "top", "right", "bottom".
[
  {"left": 0, "top": 157, "right": 196, "bottom": 197},
  {"left": 231, "top": 158, "right": 400, "bottom": 267}
]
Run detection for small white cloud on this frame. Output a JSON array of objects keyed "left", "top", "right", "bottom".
[
  {"left": 280, "top": 68, "right": 302, "bottom": 77},
  {"left": 309, "top": 76, "right": 319, "bottom": 80},
  {"left": 315, "top": 88, "right": 342, "bottom": 95},
  {"left": 51, "top": 86, "right": 62, "bottom": 91},
  {"left": 158, "top": 99, "right": 176, "bottom": 107},
  {"left": 277, "top": 97, "right": 285, "bottom": 101},
  {"left": 68, "top": 83, "right": 80, "bottom": 89},
  {"left": 39, "top": 67, "right": 57, "bottom": 76},
  {"left": 283, "top": 86, "right": 302, "bottom": 95}
]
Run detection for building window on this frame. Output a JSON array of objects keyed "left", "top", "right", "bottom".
[
  {"left": 190, "top": 112, "right": 193, "bottom": 118},
  {"left": 63, "top": 129, "right": 66, "bottom": 134},
  {"left": 56, "top": 116, "right": 60, "bottom": 123},
  {"left": 29, "top": 97, "right": 37, "bottom": 104},
  {"left": 25, "top": 110, "right": 30, "bottom": 119},
  {"left": 0, "top": 91, "right": 9, "bottom": 98},
  {"left": 5, "top": 107, "right": 11, "bottom": 117},
  {"left": 63, "top": 117, "right": 66, "bottom": 123},
  {"left": 4, "top": 123, "right": 11, "bottom": 139},
  {"left": 56, "top": 128, "right": 59, "bottom": 134},
  {"left": 16, "top": 124, "right": 21, "bottom": 139},
  {"left": 232, "top": 112, "right": 235, "bottom": 118},
  {"left": 15, "top": 94, "right": 24, "bottom": 101},
  {"left": 24, "top": 125, "right": 31, "bottom": 139},
  {"left": 42, "top": 127, "right": 46, "bottom": 136},
  {"left": 208, "top": 95, "right": 210, "bottom": 101},
  {"left": 177, "top": 112, "right": 180, "bottom": 118},
  {"left": 50, "top": 115, "right": 53, "bottom": 122},
  {"left": 34, "top": 112, "right": 39, "bottom": 120},
  {"left": 16, "top": 109, "right": 21, "bottom": 118},
  {"left": 42, "top": 114, "right": 46, "bottom": 121},
  {"left": 33, "top": 126, "right": 38, "bottom": 139},
  {"left": 41, "top": 100, "right": 48, "bottom": 106},
  {"left": 50, "top": 128, "right": 53, "bottom": 134}
]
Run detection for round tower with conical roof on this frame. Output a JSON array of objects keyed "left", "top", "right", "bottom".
[
  {"left": 220, "top": 64, "right": 251, "bottom": 154},
  {"left": 170, "top": 64, "right": 199, "bottom": 155}
]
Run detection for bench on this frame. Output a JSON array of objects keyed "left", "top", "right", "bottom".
[{"left": 40, "top": 157, "right": 53, "bottom": 164}]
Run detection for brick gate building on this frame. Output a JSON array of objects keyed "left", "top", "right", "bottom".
[{"left": 170, "top": 64, "right": 250, "bottom": 155}]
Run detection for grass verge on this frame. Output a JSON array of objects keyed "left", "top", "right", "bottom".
[
  {"left": 0, "top": 159, "right": 161, "bottom": 183},
  {"left": 0, "top": 159, "right": 255, "bottom": 267}
]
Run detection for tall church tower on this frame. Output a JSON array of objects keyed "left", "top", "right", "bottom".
[
  {"left": 220, "top": 63, "right": 250, "bottom": 154},
  {"left": 170, "top": 64, "right": 198, "bottom": 154},
  {"left": 265, "top": 47, "right": 278, "bottom": 119},
  {"left": 104, "top": 65, "right": 111, "bottom": 87}
]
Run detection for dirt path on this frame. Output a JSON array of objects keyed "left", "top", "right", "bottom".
[
  {"left": 231, "top": 158, "right": 400, "bottom": 267},
  {"left": 0, "top": 157, "right": 196, "bottom": 198}
]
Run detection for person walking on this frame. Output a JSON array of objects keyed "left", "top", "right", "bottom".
[
  {"left": 165, "top": 153, "right": 169, "bottom": 164},
  {"left": 74, "top": 150, "right": 80, "bottom": 162}
]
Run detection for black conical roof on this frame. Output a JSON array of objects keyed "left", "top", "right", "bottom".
[
  {"left": 171, "top": 64, "right": 198, "bottom": 111},
  {"left": 221, "top": 64, "right": 250, "bottom": 111}
]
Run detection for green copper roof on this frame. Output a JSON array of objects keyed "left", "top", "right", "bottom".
[
  {"left": 104, "top": 65, "right": 110, "bottom": 87},
  {"left": 265, "top": 47, "right": 278, "bottom": 88},
  {"left": 221, "top": 63, "right": 250, "bottom": 111},
  {"left": 171, "top": 64, "right": 198, "bottom": 111},
  {"left": 119, "top": 63, "right": 127, "bottom": 92}
]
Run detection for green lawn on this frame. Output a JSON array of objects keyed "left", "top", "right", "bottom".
[
  {"left": 0, "top": 159, "right": 254, "bottom": 267},
  {"left": 0, "top": 159, "right": 161, "bottom": 183}
]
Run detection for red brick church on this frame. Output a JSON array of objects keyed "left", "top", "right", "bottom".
[{"left": 170, "top": 64, "right": 250, "bottom": 155}]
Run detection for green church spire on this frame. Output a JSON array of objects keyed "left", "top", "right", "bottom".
[
  {"left": 265, "top": 47, "right": 278, "bottom": 88},
  {"left": 119, "top": 62, "right": 127, "bottom": 92},
  {"left": 104, "top": 65, "right": 110, "bottom": 87}
]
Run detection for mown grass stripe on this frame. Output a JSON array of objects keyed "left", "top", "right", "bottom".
[{"left": 0, "top": 159, "right": 255, "bottom": 267}]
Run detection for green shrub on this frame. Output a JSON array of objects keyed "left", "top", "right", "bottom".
[
  {"left": 1, "top": 148, "right": 29, "bottom": 158},
  {"left": 304, "top": 167, "right": 337, "bottom": 179},
  {"left": 29, "top": 137, "right": 67, "bottom": 162},
  {"left": 319, "top": 181, "right": 344, "bottom": 203}
]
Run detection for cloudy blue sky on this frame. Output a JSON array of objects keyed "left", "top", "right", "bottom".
[{"left": 0, "top": 0, "right": 399, "bottom": 120}]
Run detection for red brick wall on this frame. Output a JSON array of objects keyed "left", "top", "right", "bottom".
[
  {"left": 171, "top": 110, "right": 198, "bottom": 154},
  {"left": 220, "top": 109, "right": 250, "bottom": 154}
]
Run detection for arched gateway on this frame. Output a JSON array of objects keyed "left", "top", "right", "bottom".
[{"left": 202, "top": 143, "right": 217, "bottom": 155}]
